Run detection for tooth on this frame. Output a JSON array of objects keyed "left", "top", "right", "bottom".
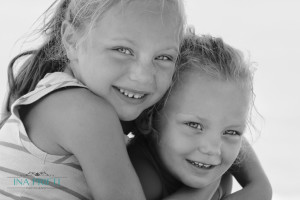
[
  {"left": 118, "top": 88, "right": 145, "bottom": 99},
  {"left": 189, "top": 160, "right": 212, "bottom": 169}
]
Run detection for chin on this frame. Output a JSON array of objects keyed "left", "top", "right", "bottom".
[
  {"left": 118, "top": 111, "right": 140, "bottom": 121},
  {"left": 187, "top": 182, "right": 208, "bottom": 189},
  {"left": 182, "top": 177, "right": 211, "bottom": 189}
]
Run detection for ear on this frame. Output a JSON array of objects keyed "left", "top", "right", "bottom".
[{"left": 61, "top": 21, "right": 78, "bottom": 61}]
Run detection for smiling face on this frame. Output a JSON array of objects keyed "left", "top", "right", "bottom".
[
  {"left": 154, "top": 72, "right": 250, "bottom": 188},
  {"left": 66, "top": 0, "right": 181, "bottom": 120}
]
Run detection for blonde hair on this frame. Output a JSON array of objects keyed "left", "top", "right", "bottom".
[
  {"left": 5, "top": 0, "right": 186, "bottom": 118},
  {"left": 136, "top": 30, "right": 256, "bottom": 138}
]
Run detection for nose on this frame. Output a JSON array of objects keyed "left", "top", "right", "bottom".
[
  {"left": 198, "top": 132, "right": 222, "bottom": 157},
  {"left": 129, "top": 60, "right": 156, "bottom": 85}
]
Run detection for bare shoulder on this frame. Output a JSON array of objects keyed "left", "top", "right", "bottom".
[
  {"left": 24, "top": 87, "right": 146, "bottom": 199},
  {"left": 53, "top": 88, "right": 123, "bottom": 150},
  {"left": 22, "top": 87, "right": 120, "bottom": 155}
]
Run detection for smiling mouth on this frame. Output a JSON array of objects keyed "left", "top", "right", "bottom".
[
  {"left": 186, "top": 159, "right": 214, "bottom": 169},
  {"left": 114, "top": 86, "right": 147, "bottom": 99}
]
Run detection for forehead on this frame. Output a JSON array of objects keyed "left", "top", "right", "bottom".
[
  {"left": 123, "top": 0, "right": 178, "bottom": 13},
  {"left": 165, "top": 73, "right": 250, "bottom": 121},
  {"left": 91, "top": 0, "right": 182, "bottom": 41},
  {"left": 119, "top": 0, "right": 180, "bottom": 20}
]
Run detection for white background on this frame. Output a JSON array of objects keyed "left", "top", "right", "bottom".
[{"left": 0, "top": 1, "right": 299, "bottom": 199}]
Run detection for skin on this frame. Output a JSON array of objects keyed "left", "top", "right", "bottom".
[
  {"left": 129, "top": 70, "right": 272, "bottom": 200},
  {"left": 63, "top": 0, "right": 181, "bottom": 121},
  {"left": 155, "top": 72, "right": 250, "bottom": 189},
  {"left": 22, "top": 1, "right": 182, "bottom": 199}
]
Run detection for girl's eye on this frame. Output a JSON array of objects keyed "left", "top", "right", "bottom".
[
  {"left": 116, "top": 47, "right": 132, "bottom": 55},
  {"left": 185, "top": 122, "right": 203, "bottom": 131},
  {"left": 224, "top": 130, "right": 241, "bottom": 136},
  {"left": 156, "top": 55, "right": 173, "bottom": 62}
]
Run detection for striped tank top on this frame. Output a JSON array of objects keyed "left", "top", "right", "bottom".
[{"left": 0, "top": 72, "right": 92, "bottom": 200}]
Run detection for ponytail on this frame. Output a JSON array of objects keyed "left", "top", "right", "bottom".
[{"left": 6, "top": 0, "right": 71, "bottom": 114}]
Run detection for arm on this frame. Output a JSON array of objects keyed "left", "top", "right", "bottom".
[
  {"left": 129, "top": 145, "right": 220, "bottom": 200},
  {"left": 128, "top": 135, "right": 224, "bottom": 200},
  {"left": 222, "top": 138, "right": 272, "bottom": 200},
  {"left": 163, "top": 139, "right": 273, "bottom": 200},
  {"left": 163, "top": 179, "right": 220, "bottom": 200},
  {"left": 42, "top": 88, "right": 146, "bottom": 200},
  {"left": 162, "top": 139, "right": 272, "bottom": 200}
]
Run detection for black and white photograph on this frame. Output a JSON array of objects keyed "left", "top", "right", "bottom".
[{"left": 0, "top": 0, "right": 299, "bottom": 199}]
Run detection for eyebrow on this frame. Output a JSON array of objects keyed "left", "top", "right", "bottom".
[
  {"left": 177, "top": 113, "right": 246, "bottom": 129},
  {"left": 177, "top": 113, "right": 209, "bottom": 123},
  {"left": 165, "top": 47, "right": 179, "bottom": 55},
  {"left": 111, "top": 37, "right": 179, "bottom": 54},
  {"left": 226, "top": 124, "right": 246, "bottom": 130},
  {"left": 111, "top": 37, "right": 137, "bottom": 46}
]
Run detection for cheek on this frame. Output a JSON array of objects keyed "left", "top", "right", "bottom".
[
  {"left": 159, "top": 130, "right": 194, "bottom": 157},
  {"left": 156, "top": 67, "right": 174, "bottom": 90},
  {"left": 222, "top": 143, "right": 241, "bottom": 166},
  {"left": 158, "top": 138, "right": 186, "bottom": 169},
  {"left": 108, "top": 54, "right": 132, "bottom": 66}
]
